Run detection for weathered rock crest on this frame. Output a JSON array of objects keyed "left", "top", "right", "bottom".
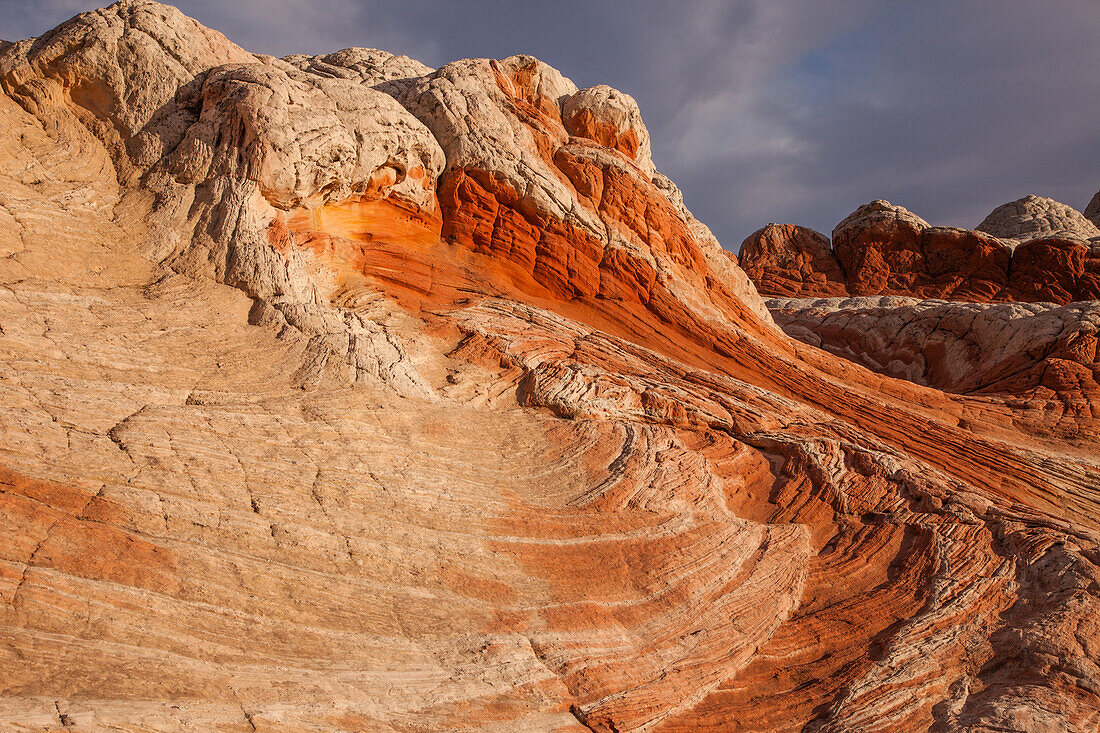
[{"left": 0, "top": 3, "right": 1098, "bottom": 732}]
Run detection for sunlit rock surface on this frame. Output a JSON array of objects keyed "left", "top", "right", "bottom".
[{"left": 1, "top": 3, "right": 1098, "bottom": 732}]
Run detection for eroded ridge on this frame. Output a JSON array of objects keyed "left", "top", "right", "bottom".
[{"left": 0, "top": 2, "right": 1098, "bottom": 731}]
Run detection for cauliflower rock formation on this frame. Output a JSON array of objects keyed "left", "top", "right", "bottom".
[
  {"left": 283, "top": 46, "right": 434, "bottom": 85},
  {"left": 739, "top": 223, "right": 847, "bottom": 297},
  {"left": 745, "top": 195, "right": 1100, "bottom": 305},
  {"left": 563, "top": 84, "right": 654, "bottom": 174},
  {"left": 977, "top": 193, "right": 1100, "bottom": 244},
  {"left": 1, "top": 3, "right": 1099, "bottom": 732}
]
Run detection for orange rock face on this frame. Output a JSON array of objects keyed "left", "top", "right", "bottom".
[
  {"left": 565, "top": 107, "right": 640, "bottom": 158},
  {"left": 276, "top": 45, "right": 1100, "bottom": 733},
  {"left": 739, "top": 223, "right": 848, "bottom": 297},
  {"left": 920, "top": 226, "right": 1011, "bottom": 300},
  {"left": 832, "top": 200, "right": 930, "bottom": 295},
  {"left": 0, "top": 465, "right": 180, "bottom": 600},
  {"left": 1006, "top": 236, "right": 1088, "bottom": 303},
  {"left": 438, "top": 167, "right": 606, "bottom": 299},
  {"left": 1, "top": 3, "right": 1099, "bottom": 732}
]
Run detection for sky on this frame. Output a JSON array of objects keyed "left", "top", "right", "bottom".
[{"left": 3, "top": 1, "right": 1099, "bottom": 252}]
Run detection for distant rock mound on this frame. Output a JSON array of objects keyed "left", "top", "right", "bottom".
[
  {"left": 976, "top": 194, "right": 1100, "bottom": 244},
  {"left": 744, "top": 195, "right": 1100, "bottom": 305},
  {"left": 831, "top": 199, "right": 930, "bottom": 295},
  {"left": 739, "top": 223, "right": 846, "bottom": 297},
  {"left": 919, "top": 226, "right": 1012, "bottom": 301},
  {"left": 1085, "top": 189, "right": 1100, "bottom": 228},
  {"left": 1006, "top": 236, "right": 1100, "bottom": 302}
]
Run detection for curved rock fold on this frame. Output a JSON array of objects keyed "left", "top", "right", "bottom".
[{"left": 0, "top": 3, "right": 1097, "bottom": 732}]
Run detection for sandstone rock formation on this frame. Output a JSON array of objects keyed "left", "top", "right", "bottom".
[
  {"left": 768, "top": 296, "right": 1100, "bottom": 437},
  {"left": 1004, "top": 236, "right": 1100, "bottom": 303},
  {"left": 744, "top": 197, "right": 1100, "bottom": 305},
  {"left": 919, "top": 226, "right": 1012, "bottom": 300},
  {"left": 1086, "top": 190, "right": 1100, "bottom": 228},
  {"left": 741, "top": 203, "right": 1018, "bottom": 302},
  {"left": 977, "top": 194, "right": 1100, "bottom": 245},
  {"left": 283, "top": 47, "right": 434, "bottom": 85},
  {"left": 562, "top": 84, "right": 654, "bottom": 175},
  {"left": 831, "top": 199, "right": 930, "bottom": 295},
  {"left": 738, "top": 223, "right": 847, "bottom": 297},
  {"left": 1, "top": 3, "right": 1099, "bottom": 732}
]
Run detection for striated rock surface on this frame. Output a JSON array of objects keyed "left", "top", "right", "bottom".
[
  {"left": 386, "top": 50, "right": 772, "bottom": 327},
  {"left": 1, "top": 3, "right": 1099, "bottom": 733},
  {"left": 769, "top": 297, "right": 1100, "bottom": 438}
]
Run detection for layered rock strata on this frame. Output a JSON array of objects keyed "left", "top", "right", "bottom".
[{"left": 1, "top": 3, "right": 1098, "bottom": 732}]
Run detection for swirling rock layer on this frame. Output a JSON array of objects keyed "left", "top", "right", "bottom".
[{"left": 1, "top": 3, "right": 1098, "bottom": 732}]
